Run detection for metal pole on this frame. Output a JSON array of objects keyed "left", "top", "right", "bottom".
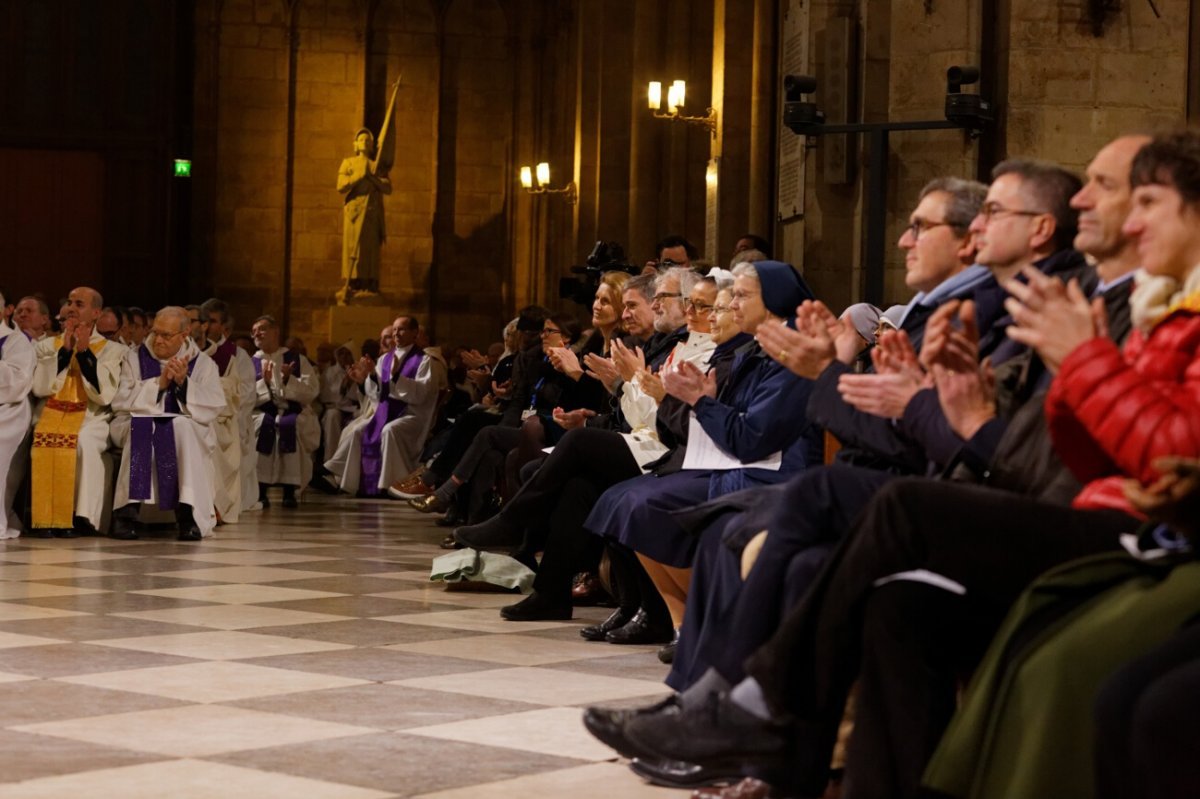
[{"left": 864, "top": 127, "right": 888, "bottom": 305}]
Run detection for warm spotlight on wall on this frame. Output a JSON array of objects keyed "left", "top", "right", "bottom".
[
  {"left": 646, "top": 78, "right": 717, "bottom": 137},
  {"left": 518, "top": 162, "right": 577, "bottom": 204}
]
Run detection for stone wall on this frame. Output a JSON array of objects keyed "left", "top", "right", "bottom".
[{"left": 782, "top": 0, "right": 1191, "bottom": 312}]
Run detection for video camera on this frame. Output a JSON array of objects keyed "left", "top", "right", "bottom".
[{"left": 559, "top": 241, "right": 641, "bottom": 307}]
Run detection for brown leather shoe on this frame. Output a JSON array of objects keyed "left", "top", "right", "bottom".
[
  {"left": 692, "top": 778, "right": 773, "bottom": 799},
  {"left": 571, "top": 572, "right": 611, "bottom": 606},
  {"left": 388, "top": 474, "right": 434, "bottom": 500},
  {"left": 408, "top": 494, "right": 448, "bottom": 514}
]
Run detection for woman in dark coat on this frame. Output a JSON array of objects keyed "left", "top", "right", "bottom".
[{"left": 582, "top": 260, "right": 824, "bottom": 644}]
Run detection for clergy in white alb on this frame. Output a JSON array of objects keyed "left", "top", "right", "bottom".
[
  {"left": 324, "top": 316, "right": 435, "bottom": 496},
  {"left": 250, "top": 315, "right": 319, "bottom": 507},
  {"left": 200, "top": 298, "right": 256, "bottom": 524},
  {"left": 30, "top": 287, "right": 126, "bottom": 536},
  {"left": 110, "top": 308, "right": 225, "bottom": 541},
  {"left": 0, "top": 297, "right": 36, "bottom": 539}
]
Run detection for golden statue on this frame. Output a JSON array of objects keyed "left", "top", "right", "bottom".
[{"left": 337, "top": 79, "right": 400, "bottom": 303}]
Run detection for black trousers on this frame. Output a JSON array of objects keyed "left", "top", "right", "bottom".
[
  {"left": 743, "top": 477, "right": 1137, "bottom": 794},
  {"left": 427, "top": 408, "right": 502, "bottom": 483},
  {"left": 500, "top": 427, "right": 643, "bottom": 602},
  {"left": 1094, "top": 617, "right": 1200, "bottom": 799},
  {"left": 702, "top": 465, "right": 895, "bottom": 684}
]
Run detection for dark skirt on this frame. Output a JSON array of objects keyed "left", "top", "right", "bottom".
[{"left": 584, "top": 470, "right": 712, "bottom": 567}]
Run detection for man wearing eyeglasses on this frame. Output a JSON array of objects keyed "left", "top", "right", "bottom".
[{"left": 109, "top": 307, "right": 225, "bottom": 541}]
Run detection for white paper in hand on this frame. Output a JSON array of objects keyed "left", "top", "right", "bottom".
[{"left": 681, "top": 413, "right": 782, "bottom": 471}]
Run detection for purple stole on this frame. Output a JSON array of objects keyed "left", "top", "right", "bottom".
[
  {"left": 253, "top": 350, "right": 303, "bottom": 455},
  {"left": 129, "top": 345, "right": 197, "bottom": 510},
  {"left": 359, "top": 347, "right": 423, "bottom": 495},
  {"left": 209, "top": 338, "right": 238, "bottom": 374}
]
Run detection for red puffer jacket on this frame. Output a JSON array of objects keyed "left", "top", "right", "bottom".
[{"left": 1045, "top": 302, "right": 1200, "bottom": 515}]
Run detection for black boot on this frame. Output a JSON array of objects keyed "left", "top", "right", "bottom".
[{"left": 258, "top": 483, "right": 271, "bottom": 508}]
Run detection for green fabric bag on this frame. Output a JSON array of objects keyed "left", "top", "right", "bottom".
[{"left": 923, "top": 552, "right": 1200, "bottom": 799}]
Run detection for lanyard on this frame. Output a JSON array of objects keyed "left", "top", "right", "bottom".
[{"left": 530, "top": 377, "right": 545, "bottom": 410}]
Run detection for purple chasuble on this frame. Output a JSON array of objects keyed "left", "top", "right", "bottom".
[
  {"left": 359, "top": 347, "right": 423, "bottom": 495},
  {"left": 253, "top": 350, "right": 303, "bottom": 455},
  {"left": 129, "top": 345, "right": 197, "bottom": 510}
]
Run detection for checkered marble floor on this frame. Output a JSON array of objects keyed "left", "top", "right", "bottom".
[{"left": 0, "top": 496, "right": 683, "bottom": 798}]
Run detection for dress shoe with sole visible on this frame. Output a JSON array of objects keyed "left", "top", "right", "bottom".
[
  {"left": 452, "top": 514, "right": 522, "bottom": 551},
  {"left": 439, "top": 534, "right": 464, "bottom": 550},
  {"left": 623, "top": 691, "right": 792, "bottom": 777},
  {"left": 388, "top": 474, "right": 434, "bottom": 500},
  {"left": 579, "top": 607, "right": 635, "bottom": 641},
  {"left": 499, "top": 591, "right": 572, "bottom": 621},
  {"left": 605, "top": 608, "right": 674, "bottom": 645},
  {"left": 690, "top": 777, "right": 779, "bottom": 799},
  {"left": 408, "top": 494, "right": 448, "bottom": 514},
  {"left": 582, "top": 694, "right": 680, "bottom": 759},
  {"left": 629, "top": 757, "right": 744, "bottom": 789}
]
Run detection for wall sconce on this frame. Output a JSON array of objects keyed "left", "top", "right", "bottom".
[
  {"left": 519, "top": 162, "right": 577, "bottom": 204},
  {"left": 647, "top": 78, "right": 717, "bottom": 137}
]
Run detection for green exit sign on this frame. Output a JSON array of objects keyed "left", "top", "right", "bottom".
[{"left": 173, "top": 159, "right": 192, "bottom": 178}]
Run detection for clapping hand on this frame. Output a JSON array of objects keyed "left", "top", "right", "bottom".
[
  {"left": 921, "top": 300, "right": 997, "bottom": 439},
  {"left": 662, "top": 360, "right": 716, "bottom": 406},
  {"left": 548, "top": 347, "right": 584, "bottom": 380},
  {"left": 460, "top": 349, "right": 488, "bottom": 369},
  {"left": 280, "top": 361, "right": 294, "bottom": 383},
  {"left": 72, "top": 322, "right": 93, "bottom": 352},
  {"left": 756, "top": 300, "right": 838, "bottom": 379},
  {"left": 262, "top": 359, "right": 275, "bottom": 384},
  {"left": 1123, "top": 457, "right": 1200, "bottom": 540},
  {"left": 638, "top": 369, "right": 666, "bottom": 402},
  {"left": 583, "top": 353, "right": 621, "bottom": 390},
  {"left": 552, "top": 406, "right": 597, "bottom": 430},
  {"left": 611, "top": 339, "right": 647, "bottom": 383},
  {"left": 835, "top": 329, "right": 930, "bottom": 420}
]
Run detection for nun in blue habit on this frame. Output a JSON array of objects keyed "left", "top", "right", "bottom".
[{"left": 581, "top": 261, "right": 825, "bottom": 642}]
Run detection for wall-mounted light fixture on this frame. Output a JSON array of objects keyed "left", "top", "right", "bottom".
[
  {"left": 647, "top": 79, "right": 717, "bottom": 137},
  {"left": 519, "top": 162, "right": 577, "bottom": 204}
]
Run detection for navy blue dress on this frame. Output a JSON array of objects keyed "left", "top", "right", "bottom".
[{"left": 583, "top": 341, "right": 823, "bottom": 567}]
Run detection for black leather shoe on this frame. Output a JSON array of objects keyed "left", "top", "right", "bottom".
[
  {"left": 177, "top": 526, "right": 202, "bottom": 542},
  {"left": 110, "top": 507, "right": 139, "bottom": 540},
  {"left": 582, "top": 694, "right": 680, "bottom": 759},
  {"left": 605, "top": 608, "right": 674, "bottom": 645},
  {"left": 281, "top": 487, "right": 298, "bottom": 508},
  {"left": 580, "top": 607, "right": 635, "bottom": 642},
  {"left": 439, "top": 534, "right": 464, "bottom": 550},
  {"left": 624, "top": 691, "right": 791, "bottom": 771},
  {"left": 71, "top": 516, "right": 95, "bottom": 537},
  {"left": 499, "top": 591, "right": 572, "bottom": 621},
  {"left": 628, "top": 756, "right": 745, "bottom": 789},
  {"left": 658, "top": 628, "right": 680, "bottom": 663},
  {"left": 308, "top": 475, "right": 340, "bottom": 495},
  {"left": 35, "top": 529, "right": 55, "bottom": 539},
  {"left": 453, "top": 514, "right": 522, "bottom": 551}
]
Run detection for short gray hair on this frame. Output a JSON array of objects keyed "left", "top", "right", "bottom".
[
  {"left": 918, "top": 177, "right": 988, "bottom": 234},
  {"left": 155, "top": 306, "right": 190, "bottom": 334},
  {"left": 731, "top": 262, "right": 759, "bottom": 282},
  {"left": 659, "top": 266, "right": 699, "bottom": 298}
]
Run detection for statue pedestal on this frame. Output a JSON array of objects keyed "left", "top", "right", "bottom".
[{"left": 329, "top": 299, "right": 394, "bottom": 357}]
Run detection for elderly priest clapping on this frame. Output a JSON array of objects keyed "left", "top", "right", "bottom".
[{"left": 110, "top": 307, "right": 225, "bottom": 541}]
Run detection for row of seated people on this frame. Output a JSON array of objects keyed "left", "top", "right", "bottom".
[
  {"left": 379, "top": 131, "right": 1200, "bottom": 799},
  {"left": 0, "top": 296, "right": 455, "bottom": 541}
]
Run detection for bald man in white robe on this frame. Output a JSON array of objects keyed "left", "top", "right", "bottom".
[
  {"left": 110, "top": 308, "right": 225, "bottom": 541},
  {"left": 30, "top": 286, "right": 127, "bottom": 537}
]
